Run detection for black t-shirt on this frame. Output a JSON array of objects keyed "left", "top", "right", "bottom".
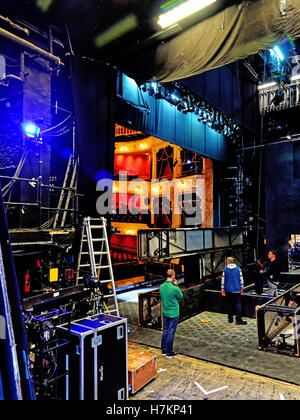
[{"left": 266, "top": 259, "right": 281, "bottom": 283}]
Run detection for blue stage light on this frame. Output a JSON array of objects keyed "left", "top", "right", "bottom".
[
  {"left": 270, "top": 46, "right": 284, "bottom": 61},
  {"left": 23, "top": 122, "right": 40, "bottom": 138}
]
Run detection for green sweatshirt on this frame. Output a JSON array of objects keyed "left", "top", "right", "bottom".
[{"left": 160, "top": 280, "right": 183, "bottom": 318}]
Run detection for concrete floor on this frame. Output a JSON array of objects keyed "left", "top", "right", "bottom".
[
  {"left": 128, "top": 342, "right": 300, "bottom": 401},
  {"left": 119, "top": 287, "right": 300, "bottom": 400}
]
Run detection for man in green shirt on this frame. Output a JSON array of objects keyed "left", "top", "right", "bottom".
[{"left": 160, "top": 269, "right": 183, "bottom": 358}]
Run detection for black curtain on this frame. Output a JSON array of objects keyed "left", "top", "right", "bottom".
[{"left": 69, "top": 56, "right": 116, "bottom": 218}]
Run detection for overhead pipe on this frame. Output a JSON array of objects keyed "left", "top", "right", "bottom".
[
  {"left": 0, "top": 15, "right": 30, "bottom": 36},
  {"left": 0, "top": 27, "right": 63, "bottom": 67}
]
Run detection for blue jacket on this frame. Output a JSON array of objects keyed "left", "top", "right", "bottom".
[{"left": 221, "top": 263, "right": 244, "bottom": 293}]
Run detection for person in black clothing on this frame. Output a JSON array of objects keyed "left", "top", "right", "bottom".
[{"left": 266, "top": 250, "right": 281, "bottom": 297}]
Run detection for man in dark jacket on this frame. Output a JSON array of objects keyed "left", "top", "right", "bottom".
[
  {"left": 266, "top": 250, "right": 281, "bottom": 297},
  {"left": 160, "top": 269, "right": 183, "bottom": 358},
  {"left": 221, "top": 257, "right": 247, "bottom": 325}
]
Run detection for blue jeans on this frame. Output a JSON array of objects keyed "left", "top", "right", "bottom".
[{"left": 161, "top": 315, "right": 179, "bottom": 355}]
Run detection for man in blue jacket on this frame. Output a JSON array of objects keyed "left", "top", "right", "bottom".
[{"left": 221, "top": 257, "right": 247, "bottom": 325}]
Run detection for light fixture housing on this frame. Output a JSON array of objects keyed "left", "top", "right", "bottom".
[
  {"left": 23, "top": 122, "right": 40, "bottom": 138},
  {"left": 158, "top": 0, "right": 217, "bottom": 29}
]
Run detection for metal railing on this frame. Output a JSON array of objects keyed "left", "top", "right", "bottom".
[
  {"left": 259, "top": 79, "right": 300, "bottom": 114},
  {"left": 0, "top": 156, "right": 80, "bottom": 229}
]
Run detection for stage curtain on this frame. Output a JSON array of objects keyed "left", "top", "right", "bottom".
[{"left": 69, "top": 55, "right": 116, "bottom": 217}]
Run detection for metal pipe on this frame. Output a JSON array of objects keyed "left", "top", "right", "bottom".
[
  {"left": 0, "top": 176, "right": 76, "bottom": 191},
  {"left": 4, "top": 202, "right": 38, "bottom": 207},
  {"left": 0, "top": 15, "right": 29, "bottom": 36},
  {"left": 41, "top": 207, "right": 75, "bottom": 212},
  {"left": 0, "top": 27, "right": 63, "bottom": 67}
]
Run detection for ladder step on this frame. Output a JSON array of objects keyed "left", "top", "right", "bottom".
[
  {"left": 104, "top": 309, "right": 118, "bottom": 314},
  {"left": 99, "top": 279, "right": 113, "bottom": 284},
  {"left": 83, "top": 238, "right": 105, "bottom": 242},
  {"left": 79, "top": 264, "right": 111, "bottom": 269},
  {"left": 103, "top": 294, "right": 116, "bottom": 298},
  {"left": 81, "top": 251, "right": 108, "bottom": 256}
]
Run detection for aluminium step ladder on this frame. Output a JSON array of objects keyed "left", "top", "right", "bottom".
[{"left": 76, "top": 217, "right": 119, "bottom": 316}]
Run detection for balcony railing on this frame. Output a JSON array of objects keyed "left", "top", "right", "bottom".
[{"left": 259, "top": 79, "right": 300, "bottom": 114}]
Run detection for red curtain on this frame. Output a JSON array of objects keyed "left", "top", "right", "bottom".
[{"left": 114, "top": 154, "right": 151, "bottom": 179}]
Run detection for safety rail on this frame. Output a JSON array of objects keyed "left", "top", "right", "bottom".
[{"left": 259, "top": 79, "right": 300, "bottom": 114}]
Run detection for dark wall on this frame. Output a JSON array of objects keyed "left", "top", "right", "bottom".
[
  {"left": 182, "top": 62, "right": 260, "bottom": 135},
  {"left": 265, "top": 142, "right": 300, "bottom": 270}
]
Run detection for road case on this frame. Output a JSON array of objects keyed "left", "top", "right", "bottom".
[
  {"left": 57, "top": 314, "right": 128, "bottom": 400},
  {"left": 256, "top": 283, "right": 300, "bottom": 357},
  {"left": 128, "top": 349, "right": 157, "bottom": 394}
]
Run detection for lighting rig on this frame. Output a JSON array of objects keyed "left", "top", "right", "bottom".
[{"left": 139, "top": 80, "right": 242, "bottom": 143}]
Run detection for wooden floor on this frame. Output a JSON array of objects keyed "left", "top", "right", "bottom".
[{"left": 128, "top": 342, "right": 300, "bottom": 401}]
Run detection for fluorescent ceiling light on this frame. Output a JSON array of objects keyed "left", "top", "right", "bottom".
[
  {"left": 158, "top": 0, "right": 217, "bottom": 29},
  {"left": 257, "top": 82, "right": 277, "bottom": 90},
  {"left": 291, "top": 74, "right": 300, "bottom": 82}
]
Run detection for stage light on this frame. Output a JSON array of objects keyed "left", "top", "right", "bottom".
[
  {"left": 158, "top": 0, "right": 217, "bottom": 29},
  {"left": 23, "top": 122, "right": 40, "bottom": 138},
  {"left": 139, "top": 142, "right": 148, "bottom": 150},
  {"left": 271, "top": 89, "right": 285, "bottom": 106},
  {"left": 273, "top": 46, "right": 284, "bottom": 61},
  {"left": 120, "top": 145, "right": 129, "bottom": 152}
]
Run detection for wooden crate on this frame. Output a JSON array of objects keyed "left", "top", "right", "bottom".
[{"left": 128, "top": 349, "right": 157, "bottom": 394}]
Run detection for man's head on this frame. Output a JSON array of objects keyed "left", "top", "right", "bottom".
[
  {"left": 167, "top": 269, "right": 175, "bottom": 281},
  {"left": 226, "top": 257, "right": 234, "bottom": 265},
  {"left": 268, "top": 250, "right": 277, "bottom": 261}
]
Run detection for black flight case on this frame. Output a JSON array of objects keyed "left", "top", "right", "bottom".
[{"left": 57, "top": 313, "right": 128, "bottom": 400}]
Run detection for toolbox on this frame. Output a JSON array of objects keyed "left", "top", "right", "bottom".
[
  {"left": 128, "top": 348, "right": 157, "bottom": 394},
  {"left": 57, "top": 313, "right": 128, "bottom": 400}
]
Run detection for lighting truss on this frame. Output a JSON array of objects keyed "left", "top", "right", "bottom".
[{"left": 140, "top": 80, "right": 242, "bottom": 141}]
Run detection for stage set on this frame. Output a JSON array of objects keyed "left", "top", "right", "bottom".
[{"left": 1, "top": 0, "right": 300, "bottom": 401}]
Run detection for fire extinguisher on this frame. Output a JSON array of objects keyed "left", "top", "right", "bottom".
[{"left": 24, "top": 269, "right": 31, "bottom": 293}]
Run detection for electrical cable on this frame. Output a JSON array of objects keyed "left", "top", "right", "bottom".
[
  {"left": 40, "top": 114, "right": 72, "bottom": 134},
  {"left": 1, "top": 144, "right": 29, "bottom": 198}
]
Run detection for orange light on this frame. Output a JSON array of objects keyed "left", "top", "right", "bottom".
[
  {"left": 125, "top": 230, "right": 136, "bottom": 235},
  {"left": 120, "top": 145, "right": 129, "bottom": 152}
]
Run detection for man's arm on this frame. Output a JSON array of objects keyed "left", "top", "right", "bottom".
[
  {"left": 221, "top": 270, "right": 226, "bottom": 296},
  {"left": 240, "top": 268, "right": 244, "bottom": 293},
  {"left": 173, "top": 281, "right": 183, "bottom": 300}
]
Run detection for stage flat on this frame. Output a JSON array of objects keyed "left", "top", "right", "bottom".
[{"left": 119, "top": 298, "right": 300, "bottom": 386}]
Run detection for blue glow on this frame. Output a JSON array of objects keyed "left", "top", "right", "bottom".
[
  {"left": 23, "top": 122, "right": 40, "bottom": 138},
  {"left": 272, "top": 46, "right": 284, "bottom": 61},
  {"left": 94, "top": 169, "right": 114, "bottom": 183},
  {"left": 61, "top": 148, "right": 73, "bottom": 159}
]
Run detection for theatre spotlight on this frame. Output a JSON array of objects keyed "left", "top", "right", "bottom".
[
  {"left": 271, "top": 89, "right": 285, "bottom": 106},
  {"left": 23, "top": 122, "right": 40, "bottom": 138},
  {"left": 177, "top": 100, "right": 188, "bottom": 113}
]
